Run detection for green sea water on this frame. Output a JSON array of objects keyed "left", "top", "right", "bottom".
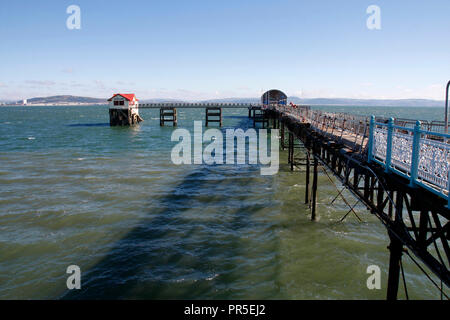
[{"left": 0, "top": 105, "right": 446, "bottom": 299}]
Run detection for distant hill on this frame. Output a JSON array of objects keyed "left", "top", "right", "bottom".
[
  {"left": 140, "top": 98, "right": 186, "bottom": 103},
  {"left": 25, "top": 95, "right": 106, "bottom": 104},
  {"left": 202, "top": 98, "right": 260, "bottom": 104}
]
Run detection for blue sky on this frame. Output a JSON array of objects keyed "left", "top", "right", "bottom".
[{"left": 0, "top": 0, "right": 449, "bottom": 101}]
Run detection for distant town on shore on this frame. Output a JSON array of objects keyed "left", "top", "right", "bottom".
[{"left": 0, "top": 94, "right": 445, "bottom": 107}]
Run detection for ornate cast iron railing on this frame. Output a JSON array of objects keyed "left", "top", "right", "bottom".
[{"left": 368, "top": 116, "right": 450, "bottom": 205}]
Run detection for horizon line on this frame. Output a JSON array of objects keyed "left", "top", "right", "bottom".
[{"left": 3, "top": 94, "right": 446, "bottom": 103}]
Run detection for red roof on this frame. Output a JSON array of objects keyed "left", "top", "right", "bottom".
[{"left": 108, "top": 93, "right": 139, "bottom": 101}]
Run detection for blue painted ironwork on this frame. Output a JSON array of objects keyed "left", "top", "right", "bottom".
[
  {"left": 368, "top": 116, "right": 375, "bottom": 163},
  {"left": 445, "top": 80, "right": 450, "bottom": 134},
  {"left": 409, "top": 121, "right": 421, "bottom": 187},
  {"left": 370, "top": 116, "right": 450, "bottom": 205},
  {"left": 384, "top": 118, "right": 394, "bottom": 173}
]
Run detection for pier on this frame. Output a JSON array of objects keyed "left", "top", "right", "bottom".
[
  {"left": 109, "top": 90, "right": 449, "bottom": 299},
  {"left": 264, "top": 99, "right": 449, "bottom": 300}
]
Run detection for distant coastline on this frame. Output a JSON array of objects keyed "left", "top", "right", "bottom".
[{"left": 0, "top": 94, "right": 445, "bottom": 108}]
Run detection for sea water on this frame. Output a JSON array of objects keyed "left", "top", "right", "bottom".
[{"left": 0, "top": 105, "right": 445, "bottom": 299}]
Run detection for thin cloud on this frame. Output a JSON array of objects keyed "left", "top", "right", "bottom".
[
  {"left": 25, "top": 80, "right": 56, "bottom": 86},
  {"left": 61, "top": 68, "right": 74, "bottom": 74},
  {"left": 93, "top": 80, "right": 105, "bottom": 89}
]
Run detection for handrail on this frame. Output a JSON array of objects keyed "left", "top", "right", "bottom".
[
  {"left": 368, "top": 115, "right": 450, "bottom": 206},
  {"left": 446, "top": 80, "right": 450, "bottom": 134}
]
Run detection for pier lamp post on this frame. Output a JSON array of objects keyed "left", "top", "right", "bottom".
[{"left": 446, "top": 80, "right": 450, "bottom": 134}]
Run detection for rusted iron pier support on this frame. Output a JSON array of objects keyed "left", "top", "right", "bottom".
[
  {"left": 253, "top": 108, "right": 269, "bottom": 128},
  {"left": 311, "top": 155, "right": 319, "bottom": 221},
  {"left": 109, "top": 108, "right": 143, "bottom": 126},
  {"left": 305, "top": 150, "right": 310, "bottom": 205},
  {"left": 160, "top": 107, "right": 177, "bottom": 126},
  {"left": 386, "top": 191, "right": 405, "bottom": 300},
  {"left": 286, "top": 128, "right": 308, "bottom": 171},
  {"left": 248, "top": 106, "right": 261, "bottom": 119},
  {"left": 272, "top": 115, "right": 280, "bottom": 129},
  {"left": 387, "top": 231, "right": 404, "bottom": 300},
  {"left": 205, "top": 107, "right": 222, "bottom": 127},
  {"left": 288, "top": 132, "right": 294, "bottom": 171}
]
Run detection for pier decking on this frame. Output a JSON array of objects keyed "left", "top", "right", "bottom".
[{"left": 139, "top": 102, "right": 260, "bottom": 109}]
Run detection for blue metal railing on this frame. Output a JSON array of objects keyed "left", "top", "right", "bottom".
[{"left": 368, "top": 115, "right": 450, "bottom": 206}]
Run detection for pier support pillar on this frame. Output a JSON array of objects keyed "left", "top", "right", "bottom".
[
  {"left": 252, "top": 108, "right": 268, "bottom": 128},
  {"left": 109, "top": 108, "right": 143, "bottom": 126},
  {"left": 280, "top": 121, "right": 285, "bottom": 150},
  {"left": 272, "top": 115, "right": 278, "bottom": 129},
  {"left": 205, "top": 107, "right": 222, "bottom": 127},
  {"left": 160, "top": 107, "right": 177, "bottom": 126},
  {"left": 311, "top": 155, "right": 319, "bottom": 221},
  {"left": 386, "top": 231, "right": 403, "bottom": 300},
  {"left": 305, "top": 150, "right": 310, "bottom": 204},
  {"left": 288, "top": 132, "right": 294, "bottom": 171},
  {"left": 386, "top": 192, "right": 404, "bottom": 300}
]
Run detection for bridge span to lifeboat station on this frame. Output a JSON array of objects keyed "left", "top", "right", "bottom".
[
  {"left": 135, "top": 89, "right": 289, "bottom": 127},
  {"left": 113, "top": 89, "right": 450, "bottom": 299}
]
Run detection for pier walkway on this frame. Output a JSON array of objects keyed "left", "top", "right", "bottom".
[
  {"left": 138, "top": 102, "right": 265, "bottom": 127},
  {"left": 139, "top": 102, "right": 261, "bottom": 109}
]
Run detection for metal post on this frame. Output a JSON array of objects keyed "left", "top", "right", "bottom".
[
  {"left": 386, "top": 191, "right": 404, "bottom": 300},
  {"left": 409, "top": 121, "right": 421, "bottom": 187},
  {"left": 173, "top": 108, "right": 177, "bottom": 126},
  {"left": 311, "top": 155, "right": 319, "bottom": 221},
  {"left": 386, "top": 231, "right": 403, "bottom": 300},
  {"left": 445, "top": 80, "right": 450, "bottom": 134},
  {"left": 289, "top": 133, "right": 292, "bottom": 165},
  {"left": 368, "top": 115, "right": 375, "bottom": 163},
  {"left": 305, "top": 151, "right": 310, "bottom": 204},
  {"left": 289, "top": 132, "right": 294, "bottom": 171},
  {"left": 385, "top": 118, "right": 394, "bottom": 173},
  {"left": 448, "top": 171, "right": 450, "bottom": 208}
]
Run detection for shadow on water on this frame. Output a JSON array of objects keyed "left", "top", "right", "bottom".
[
  {"left": 67, "top": 123, "right": 110, "bottom": 127},
  {"left": 62, "top": 116, "right": 282, "bottom": 299},
  {"left": 224, "top": 115, "right": 248, "bottom": 119}
]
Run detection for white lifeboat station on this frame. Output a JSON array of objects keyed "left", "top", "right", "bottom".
[{"left": 108, "top": 93, "right": 143, "bottom": 126}]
